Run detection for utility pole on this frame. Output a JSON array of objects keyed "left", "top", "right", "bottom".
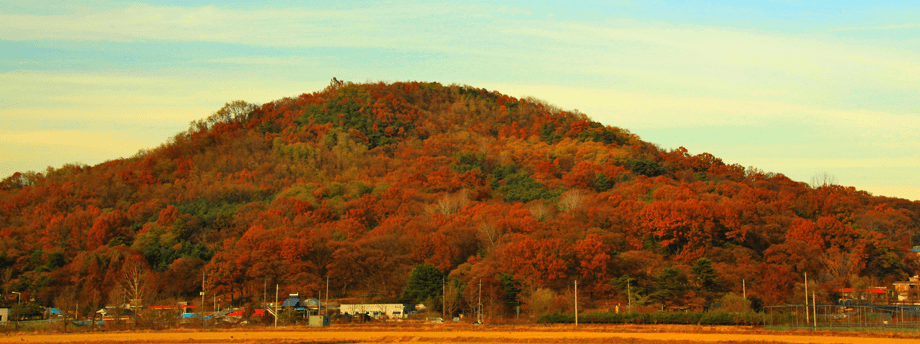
[
  {"left": 325, "top": 276, "right": 330, "bottom": 318},
  {"left": 274, "top": 284, "right": 279, "bottom": 328},
  {"left": 812, "top": 291, "right": 817, "bottom": 330},
  {"left": 201, "top": 270, "right": 206, "bottom": 326},
  {"left": 743, "top": 279, "right": 746, "bottom": 300},
  {"left": 574, "top": 280, "right": 579, "bottom": 328},
  {"left": 627, "top": 279, "right": 631, "bottom": 312},
  {"left": 804, "top": 272, "right": 809, "bottom": 324},
  {"left": 478, "top": 279, "right": 482, "bottom": 324},
  {"left": 442, "top": 276, "right": 446, "bottom": 319}
]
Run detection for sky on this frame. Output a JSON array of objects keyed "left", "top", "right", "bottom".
[{"left": 1, "top": 0, "right": 918, "bottom": 200}]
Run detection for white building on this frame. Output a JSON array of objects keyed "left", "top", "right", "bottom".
[{"left": 339, "top": 304, "right": 409, "bottom": 319}]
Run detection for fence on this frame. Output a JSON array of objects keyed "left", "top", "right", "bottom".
[{"left": 764, "top": 304, "right": 920, "bottom": 329}]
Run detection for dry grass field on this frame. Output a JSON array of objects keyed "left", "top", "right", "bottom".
[{"left": 2, "top": 324, "right": 920, "bottom": 344}]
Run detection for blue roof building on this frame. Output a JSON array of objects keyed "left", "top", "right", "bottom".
[{"left": 280, "top": 294, "right": 322, "bottom": 310}]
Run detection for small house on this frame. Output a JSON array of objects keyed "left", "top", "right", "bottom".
[{"left": 893, "top": 276, "right": 920, "bottom": 304}]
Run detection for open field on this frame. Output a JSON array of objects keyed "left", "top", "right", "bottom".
[{"left": 2, "top": 325, "right": 920, "bottom": 344}]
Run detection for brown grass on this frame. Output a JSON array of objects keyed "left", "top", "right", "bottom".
[{"left": 1, "top": 323, "right": 918, "bottom": 344}]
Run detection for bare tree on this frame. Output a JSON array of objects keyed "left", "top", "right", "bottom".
[
  {"left": 442, "top": 280, "right": 463, "bottom": 320},
  {"left": 188, "top": 101, "right": 257, "bottom": 133},
  {"left": 558, "top": 189, "right": 588, "bottom": 213},
  {"left": 459, "top": 281, "right": 500, "bottom": 323},
  {"left": 810, "top": 172, "right": 838, "bottom": 189},
  {"left": 477, "top": 223, "right": 501, "bottom": 251},
  {"left": 122, "top": 260, "right": 149, "bottom": 309},
  {"left": 54, "top": 286, "right": 78, "bottom": 332},
  {"left": 819, "top": 248, "right": 859, "bottom": 286},
  {"left": 431, "top": 192, "right": 467, "bottom": 216},
  {"left": 207, "top": 100, "right": 257, "bottom": 126},
  {"left": 87, "top": 289, "right": 102, "bottom": 331},
  {"left": 107, "top": 285, "right": 126, "bottom": 328},
  {"left": 120, "top": 260, "right": 151, "bottom": 328},
  {"left": 527, "top": 201, "right": 551, "bottom": 221}
]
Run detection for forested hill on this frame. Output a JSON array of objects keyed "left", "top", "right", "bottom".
[{"left": 1, "top": 80, "right": 918, "bottom": 313}]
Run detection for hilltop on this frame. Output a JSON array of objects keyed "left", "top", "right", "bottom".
[{"left": 1, "top": 80, "right": 918, "bottom": 316}]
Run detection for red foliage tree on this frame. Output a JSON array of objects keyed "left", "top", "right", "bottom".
[
  {"left": 87, "top": 210, "right": 130, "bottom": 250},
  {"left": 574, "top": 234, "right": 612, "bottom": 295},
  {"left": 501, "top": 234, "right": 573, "bottom": 288}
]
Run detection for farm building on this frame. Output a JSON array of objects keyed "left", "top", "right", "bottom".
[
  {"left": 339, "top": 304, "right": 410, "bottom": 319},
  {"left": 893, "top": 276, "right": 920, "bottom": 304}
]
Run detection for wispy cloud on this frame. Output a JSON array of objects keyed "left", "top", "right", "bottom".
[
  {"left": 0, "top": 71, "right": 324, "bottom": 112},
  {"left": 4, "top": 3, "right": 918, "bottom": 99},
  {"left": 0, "top": 3, "right": 477, "bottom": 49},
  {"left": 0, "top": 130, "right": 147, "bottom": 151},
  {"left": 206, "top": 56, "right": 322, "bottom": 66},
  {"left": 861, "top": 186, "right": 920, "bottom": 201},
  {"left": 831, "top": 23, "right": 920, "bottom": 32},
  {"left": 740, "top": 156, "right": 920, "bottom": 170},
  {"left": 2, "top": 1, "right": 919, "bottom": 200},
  {"left": 0, "top": 129, "right": 157, "bottom": 176},
  {"left": 486, "top": 83, "right": 920, "bottom": 135}
]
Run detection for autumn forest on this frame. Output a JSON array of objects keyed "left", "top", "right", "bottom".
[{"left": 1, "top": 80, "right": 918, "bottom": 317}]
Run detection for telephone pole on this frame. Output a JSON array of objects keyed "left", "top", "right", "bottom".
[
  {"left": 201, "top": 270, "right": 206, "bottom": 326},
  {"left": 477, "top": 279, "right": 482, "bottom": 324},
  {"left": 805, "top": 272, "right": 809, "bottom": 324},
  {"left": 812, "top": 291, "right": 817, "bottom": 330},
  {"left": 274, "top": 284, "right": 279, "bottom": 328},
  {"left": 442, "top": 276, "right": 447, "bottom": 319},
  {"left": 574, "top": 280, "right": 579, "bottom": 328},
  {"left": 627, "top": 279, "right": 631, "bottom": 312}
]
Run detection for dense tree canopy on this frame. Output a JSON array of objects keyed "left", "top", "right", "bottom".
[{"left": 1, "top": 80, "right": 918, "bottom": 316}]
